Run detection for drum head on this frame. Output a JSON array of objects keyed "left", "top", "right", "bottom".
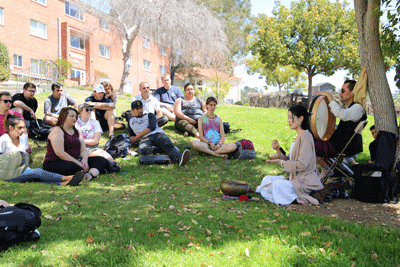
[{"left": 310, "top": 95, "right": 336, "bottom": 141}]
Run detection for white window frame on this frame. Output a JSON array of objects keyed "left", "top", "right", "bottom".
[
  {"left": 99, "top": 18, "right": 109, "bottom": 32},
  {"left": 33, "top": 0, "right": 46, "bottom": 5},
  {"left": 99, "top": 44, "right": 110, "bottom": 59},
  {"left": 31, "top": 59, "right": 46, "bottom": 75},
  {"left": 0, "top": 8, "right": 4, "bottom": 25},
  {"left": 143, "top": 37, "right": 150, "bottom": 49},
  {"left": 124, "top": 82, "right": 132, "bottom": 93},
  {"left": 160, "top": 66, "right": 167, "bottom": 75},
  {"left": 70, "top": 34, "right": 85, "bottom": 50},
  {"left": 70, "top": 68, "right": 81, "bottom": 79},
  {"left": 14, "top": 54, "right": 23, "bottom": 68},
  {"left": 30, "top": 19, "right": 47, "bottom": 39},
  {"left": 143, "top": 60, "right": 151, "bottom": 71},
  {"left": 65, "top": 1, "right": 84, "bottom": 21},
  {"left": 160, "top": 45, "right": 166, "bottom": 56}
]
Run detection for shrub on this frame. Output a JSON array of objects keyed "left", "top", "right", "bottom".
[
  {"left": 55, "top": 58, "right": 72, "bottom": 78},
  {"left": 0, "top": 42, "right": 10, "bottom": 81},
  {"left": 234, "top": 101, "right": 243, "bottom": 105},
  {"left": 244, "top": 102, "right": 250, "bottom": 106}
]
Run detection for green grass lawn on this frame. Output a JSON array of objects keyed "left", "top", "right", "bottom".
[{"left": 1, "top": 90, "right": 395, "bottom": 266}]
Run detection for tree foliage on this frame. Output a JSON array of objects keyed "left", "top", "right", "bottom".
[
  {"left": 248, "top": 0, "right": 359, "bottom": 103},
  {"left": 246, "top": 55, "right": 307, "bottom": 93},
  {"left": 103, "top": 0, "right": 228, "bottom": 91},
  {"left": 0, "top": 42, "right": 10, "bottom": 82}
]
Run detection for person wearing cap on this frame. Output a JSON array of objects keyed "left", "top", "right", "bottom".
[
  {"left": 44, "top": 82, "right": 78, "bottom": 127},
  {"left": 154, "top": 74, "right": 184, "bottom": 121},
  {"left": 85, "top": 84, "right": 115, "bottom": 139},
  {"left": 76, "top": 103, "right": 113, "bottom": 162},
  {"left": 129, "top": 100, "right": 191, "bottom": 166},
  {"left": 133, "top": 81, "right": 168, "bottom": 127},
  {"left": 11, "top": 82, "right": 38, "bottom": 128}
]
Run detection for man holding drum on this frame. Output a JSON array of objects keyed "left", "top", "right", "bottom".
[{"left": 315, "top": 80, "right": 367, "bottom": 178}]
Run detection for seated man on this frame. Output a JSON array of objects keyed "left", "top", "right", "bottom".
[
  {"left": 44, "top": 82, "right": 78, "bottom": 126},
  {"left": 133, "top": 81, "right": 168, "bottom": 127},
  {"left": 368, "top": 125, "right": 378, "bottom": 164},
  {"left": 128, "top": 100, "right": 191, "bottom": 166},
  {"left": 0, "top": 91, "right": 24, "bottom": 136},
  {"left": 154, "top": 74, "right": 184, "bottom": 121},
  {"left": 316, "top": 80, "right": 367, "bottom": 177},
  {"left": 11, "top": 82, "right": 38, "bottom": 128},
  {"left": 85, "top": 84, "right": 115, "bottom": 139}
]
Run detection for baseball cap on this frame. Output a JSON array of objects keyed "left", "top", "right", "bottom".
[
  {"left": 131, "top": 100, "right": 143, "bottom": 110},
  {"left": 78, "top": 102, "right": 94, "bottom": 112},
  {"left": 94, "top": 84, "right": 105, "bottom": 93}
]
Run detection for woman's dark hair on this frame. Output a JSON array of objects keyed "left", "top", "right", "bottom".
[
  {"left": 206, "top": 97, "right": 217, "bottom": 105},
  {"left": 288, "top": 105, "right": 310, "bottom": 130},
  {"left": 57, "top": 107, "right": 78, "bottom": 129},
  {"left": 184, "top": 83, "right": 194, "bottom": 91},
  {"left": 4, "top": 114, "right": 24, "bottom": 132}
]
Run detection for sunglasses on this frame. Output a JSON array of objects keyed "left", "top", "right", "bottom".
[
  {"left": 341, "top": 89, "right": 347, "bottom": 93},
  {"left": 85, "top": 108, "right": 93, "bottom": 112},
  {"left": 1, "top": 100, "right": 11, "bottom": 103},
  {"left": 27, "top": 90, "right": 36, "bottom": 93}
]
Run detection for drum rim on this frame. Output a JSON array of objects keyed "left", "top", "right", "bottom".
[{"left": 310, "top": 95, "right": 336, "bottom": 141}]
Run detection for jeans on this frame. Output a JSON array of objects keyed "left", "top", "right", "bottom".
[
  {"left": 5, "top": 167, "right": 63, "bottom": 185},
  {"left": 138, "top": 132, "right": 181, "bottom": 163}
]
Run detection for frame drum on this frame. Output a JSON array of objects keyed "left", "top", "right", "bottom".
[{"left": 310, "top": 95, "right": 336, "bottom": 141}]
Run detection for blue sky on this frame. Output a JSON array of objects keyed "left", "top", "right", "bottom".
[{"left": 236, "top": 0, "right": 397, "bottom": 93}]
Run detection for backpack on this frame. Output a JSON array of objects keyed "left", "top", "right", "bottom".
[
  {"left": 27, "top": 119, "right": 53, "bottom": 141},
  {"left": 0, "top": 203, "right": 41, "bottom": 252},
  {"left": 103, "top": 133, "right": 131, "bottom": 159},
  {"left": 231, "top": 139, "right": 256, "bottom": 160}
]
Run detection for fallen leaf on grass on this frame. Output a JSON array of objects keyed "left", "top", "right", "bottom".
[
  {"left": 13, "top": 192, "right": 18, "bottom": 196},
  {"left": 206, "top": 229, "right": 212, "bottom": 235},
  {"left": 191, "top": 219, "right": 198, "bottom": 224},
  {"left": 72, "top": 254, "right": 79, "bottom": 258},
  {"left": 279, "top": 225, "right": 288, "bottom": 230},
  {"left": 86, "top": 235, "right": 94, "bottom": 243},
  {"left": 44, "top": 215, "right": 53, "bottom": 220},
  {"left": 208, "top": 215, "right": 214, "bottom": 219},
  {"left": 64, "top": 200, "right": 72, "bottom": 205},
  {"left": 188, "top": 242, "right": 194, "bottom": 247},
  {"left": 371, "top": 251, "right": 378, "bottom": 259},
  {"left": 324, "top": 241, "right": 333, "bottom": 247},
  {"left": 147, "top": 233, "right": 154, "bottom": 237},
  {"left": 63, "top": 205, "right": 68, "bottom": 211},
  {"left": 157, "top": 227, "right": 170, "bottom": 233},
  {"left": 300, "top": 231, "right": 311, "bottom": 236},
  {"left": 188, "top": 235, "right": 195, "bottom": 240},
  {"left": 319, "top": 248, "right": 326, "bottom": 254},
  {"left": 245, "top": 248, "right": 250, "bottom": 257},
  {"left": 100, "top": 246, "right": 105, "bottom": 251},
  {"left": 218, "top": 251, "right": 226, "bottom": 255},
  {"left": 274, "top": 212, "right": 280, "bottom": 217}
]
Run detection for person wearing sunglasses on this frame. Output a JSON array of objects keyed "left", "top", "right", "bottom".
[
  {"left": 316, "top": 80, "right": 367, "bottom": 178},
  {"left": 11, "top": 82, "right": 38, "bottom": 129},
  {"left": 75, "top": 102, "right": 113, "bottom": 162},
  {"left": 0, "top": 91, "right": 24, "bottom": 137}
]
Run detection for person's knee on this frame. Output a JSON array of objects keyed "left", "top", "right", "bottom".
[{"left": 192, "top": 140, "right": 199, "bottom": 149}]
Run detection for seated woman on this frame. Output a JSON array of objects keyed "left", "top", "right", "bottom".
[
  {"left": 257, "top": 105, "right": 323, "bottom": 205},
  {"left": 0, "top": 114, "right": 84, "bottom": 186},
  {"left": 75, "top": 103, "right": 113, "bottom": 162},
  {"left": 173, "top": 83, "right": 206, "bottom": 138},
  {"left": 192, "top": 97, "right": 237, "bottom": 157},
  {"left": 43, "top": 107, "right": 111, "bottom": 180}
]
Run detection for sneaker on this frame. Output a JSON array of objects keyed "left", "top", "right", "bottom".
[
  {"left": 179, "top": 149, "right": 191, "bottom": 166},
  {"left": 83, "top": 173, "right": 93, "bottom": 181}
]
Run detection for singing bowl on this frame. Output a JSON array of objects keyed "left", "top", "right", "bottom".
[{"left": 220, "top": 179, "right": 249, "bottom": 196}]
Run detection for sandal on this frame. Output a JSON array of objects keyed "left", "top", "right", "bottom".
[{"left": 67, "top": 171, "right": 85, "bottom": 186}]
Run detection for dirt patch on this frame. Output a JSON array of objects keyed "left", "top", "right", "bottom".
[{"left": 281, "top": 198, "right": 400, "bottom": 229}]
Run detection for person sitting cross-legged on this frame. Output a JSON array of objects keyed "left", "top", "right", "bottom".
[
  {"left": 128, "top": 100, "right": 191, "bottom": 166},
  {"left": 192, "top": 97, "right": 237, "bottom": 158}
]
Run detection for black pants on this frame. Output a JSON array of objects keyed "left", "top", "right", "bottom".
[{"left": 43, "top": 156, "right": 111, "bottom": 176}]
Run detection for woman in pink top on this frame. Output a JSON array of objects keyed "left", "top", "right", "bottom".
[{"left": 192, "top": 97, "right": 237, "bottom": 158}]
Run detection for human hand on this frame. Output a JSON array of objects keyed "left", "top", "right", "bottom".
[
  {"left": 81, "top": 158, "right": 89, "bottom": 173},
  {"left": 26, "top": 146, "right": 32, "bottom": 155},
  {"left": 190, "top": 118, "right": 196, "bottom": 125},
  {"left": 317, "top": 91, "right": 333, "bottom": 102},
  {"left": 30, "top": 109, "right": 36, "bottom": 119},
  {"left": 266, "top": 159, "right": 282, "bottom": 165},
  {"left": 271, "top": 139, "right": 280, "bottom": 150},
  {"left": 167, "top": 106, "right": 174, "bottom": 112}
]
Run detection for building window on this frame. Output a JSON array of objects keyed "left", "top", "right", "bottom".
[
  {"left": 99, "top": 18, "right": 109, "bottom": 32},
  {"left": 124, "top": 82, "right": 132, "bottom": 93},
  {"left": 70, "top": 68, "right": 81, "bottom": 79},
  {"left": 14, "top": 55, "right": 23, "bottom": 68},
  {"left": 33, "top": 0, "right": 46, "bottom": 5},
  {"left": 160, "top": 66, "right": 167, "bottom": 75},
  {"left": 143, "top": 60, "right": 151, "bottom": 71},
  {"left": 65, "top": 1, "right": 84, "bottom": 21},
  {"left": 0, "top": 8, "right": 4, "bottom": 25},
  {"left": 99, "top": 44, "right": 110, "bottom": 58},
  {"left": 31, "top": 59, "right": 46, "bottom": 75},
  {"left": 30, "top": 19, "right": 47, "bottom": 38},
  {"left": 128, "top": 55, "right": 132, "bottom": 66},
  {"left": 70, "top": 34, "right": 85, "bottom": 50},
  {"left": 160, "top": 45, "right": 166, "bottom": 56},
  {"left": 143, "top": 38, "right": 150, "bottom": 49}
]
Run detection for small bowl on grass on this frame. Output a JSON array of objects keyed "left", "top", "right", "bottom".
[{"left": 220, "top": 179, "right": 249, "bottom": 196}]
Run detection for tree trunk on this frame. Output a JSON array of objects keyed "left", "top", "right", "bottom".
[
  {"left": 118, "top": 26, "right": 139, "bottom": 93},
  {"left": 354, "top": 0, "right": 398, "bottom": 136},
  {"left": 307, "top": 72, "right": 313, "bottom": 107}
]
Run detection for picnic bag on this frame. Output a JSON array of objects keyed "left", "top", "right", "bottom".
[
  {"left": 104, "top": 134, "right": 131, "bottom": 159},
  {"left": 231, "top": 139, "right": 256, "bottom": 160},
  {"left": 0, "top": 203, "right": 41, "bottom": 252},
  {"left": 139, "top": 155, "right": 170, "bottom": 165}
]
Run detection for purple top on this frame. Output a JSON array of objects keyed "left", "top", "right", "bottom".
[{"left": 44, "top": 127, "right": 81, "bottom": 162}]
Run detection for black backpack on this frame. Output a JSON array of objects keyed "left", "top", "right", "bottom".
[
  {"left": 103, "top": 133, "right": 131, "bottom": 159},
  {"left": 27, "top": 119, "right": 53, "bottom": 141},
  {"left": 0, "top": 203, "right": 41, "bottom": 252}
]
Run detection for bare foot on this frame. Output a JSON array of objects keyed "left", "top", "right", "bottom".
[{"left": 184, "top": 132, "right": 189, "bottom": 137}]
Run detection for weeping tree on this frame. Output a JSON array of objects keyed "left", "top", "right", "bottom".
[{"left": 103, "top": 0, "right": 228, "bottom": 91}]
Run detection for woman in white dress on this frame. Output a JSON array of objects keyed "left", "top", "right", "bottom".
[
  {"left": 75, "top": 103, "right": 113, "bottom": 162},
  {"left": 257, "top": 105, "right": 323, "bottom": 205}
]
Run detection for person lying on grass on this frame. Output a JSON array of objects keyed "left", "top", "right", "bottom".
[
  {"left": 129, "top": 100, "right": 191, "bottom": 166},
  {"left": 0, "top": 114, "right": 84, "bottom": 186},
  {"left": 258, "top": 105, "right": 323, "bottom": 205},
  {"left": 192, "top": 96, "right": 237, "bottom": 158}
]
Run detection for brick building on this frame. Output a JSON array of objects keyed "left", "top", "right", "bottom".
[{"left": 0, "top": 0, "right": 170, "bottom": 96}]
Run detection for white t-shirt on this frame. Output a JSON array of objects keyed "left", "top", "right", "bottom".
[
  {"left": 133, "top": 95, "right": 161, "bottom": 115},
  {"left": 0, "top": 133, "right": 29, "bottom": 153},
  {"left": 75, "top": 118, "right": 103, "bottom": 140}
]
